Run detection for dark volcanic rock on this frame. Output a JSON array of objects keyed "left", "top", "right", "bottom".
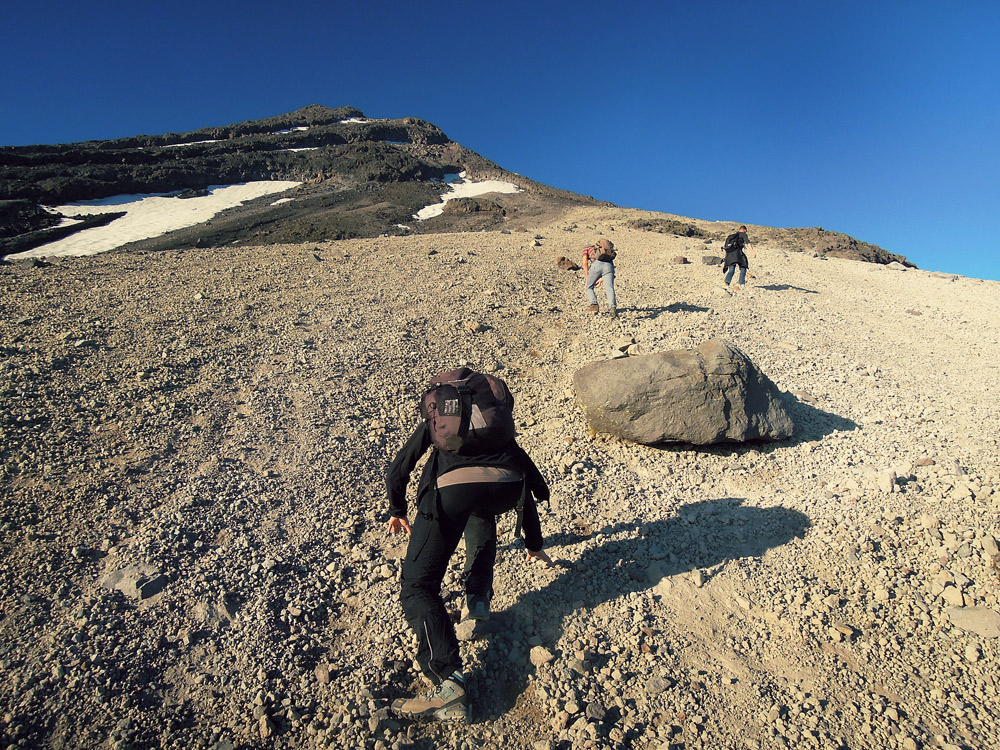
[
  {"left": 0, "top": 106, "right": 452, "bottom": 205},
  {"left": 442, "top": 196, "right": 507, "bottom": 216},
  {"left": 0, "top": 200, "right": 60, "bottom": 238},
  {"left": 0, "top": 210, "right": 126, "bottom": 256},
  {"left": 573, "top": 338, "right": 794, "bottom": 445},
  {"left": 626, "top": 217, "right": 706, "bottom": 237}
]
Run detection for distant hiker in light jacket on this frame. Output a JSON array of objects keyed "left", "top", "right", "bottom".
[
  {"left": 583, "top": 238, "right": 618, "bottom": 318},
  {"left": 723, "top": 225, "right": 756, "bottom": 289}
]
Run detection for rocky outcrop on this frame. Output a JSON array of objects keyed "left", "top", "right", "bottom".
[
  {"left": 720, "top": 225, "right": 912, "bottom": 267},
  {"left": 624, "top": 217, "right": 705, "bottom": 237},
  {"left": 573, "top": 338, "right": 794, "bottom": 445},
  {"left": 627, "top": 215, "right": 913, "bottom": 268},
  {"left": 442, "top": 197, "right": 507, "bottom": 216}
]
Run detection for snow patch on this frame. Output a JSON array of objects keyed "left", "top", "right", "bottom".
[
  {"left": 164, "top": 139, "right": 223, "bottom": 148},
  {"left": 414, "top": 172, "right": 521, "bottom": 221},
  {"left": 8, "top": 181, "right": 301, "bottom": 259}
]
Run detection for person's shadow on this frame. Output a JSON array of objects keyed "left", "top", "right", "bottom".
[
  {"left": 471, "top": 498, "right": 810, "bottom": 720},
  {"left": 623, "top": 302, "right": 712, "bottom": 320},
  {"left": 756, "top": 284, "right": 818, "bottom": 294}
]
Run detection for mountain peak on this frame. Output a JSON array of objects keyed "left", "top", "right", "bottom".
[
  {"left": 228, "top": 105, "right": 366, "bottom": 133},
  {"left": 1, "top": 106, "right": 596, "bottom": 254}
]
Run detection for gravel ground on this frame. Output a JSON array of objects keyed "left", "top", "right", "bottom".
[{"left": 1, "top": 205, "right": 998, "bottom": 750}]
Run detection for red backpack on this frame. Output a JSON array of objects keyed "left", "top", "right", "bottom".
[{"left": 420, "top": 368, "right": 516, "bottom": 455}]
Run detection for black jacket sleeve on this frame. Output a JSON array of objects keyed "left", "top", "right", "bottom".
[
  {"left": 386, "top": 422, "right": 431, "bottom": 518},
  {"left": 513, "top": 443, "right": 549, "bottom": 551},
  {"left": 516, "top": 444, "right": 550, "bottom": 504},
  {"left": 521, "top": 494, "right": 544, "bottom": 552}
]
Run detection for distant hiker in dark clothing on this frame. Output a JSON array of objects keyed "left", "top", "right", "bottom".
[
  {"left": 722, "top": 226, "right": 756, "bottom": 289},
  {"left": 386, "top": 369, "right": 552, "bottom": 722},
  {"left": 583, "top": 238, "right": 618, "bottom": 317}
]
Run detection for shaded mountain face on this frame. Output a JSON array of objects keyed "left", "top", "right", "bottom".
[
  {"left": 0, "top": 105, "right": 597, "bottom": 254},
  {"left": 0, "top": 104, "right": 908, "bottom": 266}
]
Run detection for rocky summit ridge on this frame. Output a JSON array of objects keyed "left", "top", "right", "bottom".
[{"left": 0, "top": 106, "right": 911, "bottom": 267}]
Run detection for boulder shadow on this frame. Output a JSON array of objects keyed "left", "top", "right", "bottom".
[
  {"left": 780, "top": 392, "right": 858, "bottom": 443},
  {"left": 473, "top": 498, "right": 810, "bottom": 721}
]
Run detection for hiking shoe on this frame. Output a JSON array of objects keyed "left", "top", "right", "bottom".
[
  {"left": 391, "top": 677, "right": 469, "bottom": 722},
  {"left": 588, "top": 304, "right": 599, "bottom": 313},
  {"left": 608, "top": 307, "right": 618, "bottom": 319},
  {"left": 461, "top": 596, "right": 490, "bottom": 621}
]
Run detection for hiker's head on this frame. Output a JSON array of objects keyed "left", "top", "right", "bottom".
[
  {"left": 739, "top": 226, "right": 747, "bottom": 232},
  {"left": 597, "top": 239, "right": 614, "bottom": 251}
]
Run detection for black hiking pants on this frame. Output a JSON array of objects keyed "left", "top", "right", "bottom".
[{"left": 399, "top": 480, "right": 521, "bottom": 684}]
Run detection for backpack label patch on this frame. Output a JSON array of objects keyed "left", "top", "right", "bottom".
[{"left": 469, "top": 404, "right": 488, "bottom": 430}]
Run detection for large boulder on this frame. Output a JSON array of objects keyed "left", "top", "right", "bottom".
[{"left": 573, "top": 338, "right": 794, "bottom": 445}]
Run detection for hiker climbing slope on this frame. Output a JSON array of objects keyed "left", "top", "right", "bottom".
[
  {"left": 722, "top": 225, "right": 757, "bottom": 290},
  {"left": 386, "top": 368, "right": 553, "bottom": 722},
  {"left": 583, "top": 238, "right": 618, "bottom": 318}
]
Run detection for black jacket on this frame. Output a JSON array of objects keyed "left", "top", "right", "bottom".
[
  {"left": 386, "top": 421, "right": 548, "bottom": 550},
  {"left": 723, "top": 231, "right": 750, "bottom": 270}
]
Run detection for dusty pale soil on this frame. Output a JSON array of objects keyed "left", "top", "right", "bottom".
[{"left": 1, "top": 205, "right": 999, "bottom": 750}]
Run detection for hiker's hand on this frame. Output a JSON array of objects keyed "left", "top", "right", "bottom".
[
  {"left": 387, "top": 516, "right": 411, "bottom": 535},
  {"left": 526, "top": 549, "right": 554, "bottom": 567}
]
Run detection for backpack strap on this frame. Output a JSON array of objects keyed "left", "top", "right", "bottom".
[
  {"left": 456, "top": 384, "right": 473, "bottom": 442},
  {"left": 513, "top": 479, "right": 527, "bottom": 540}
]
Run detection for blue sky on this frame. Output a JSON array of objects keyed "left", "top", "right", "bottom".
[{"left": 5, "top": 1, "right": 998, "bottom": 280}]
